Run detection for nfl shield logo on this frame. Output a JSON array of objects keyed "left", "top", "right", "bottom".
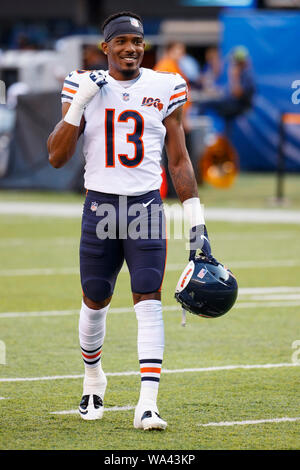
[
  {"left": 122, "top": 92, "right": 130, "bottom": 101},
  {"left": 90, "top": 201, "right": 98, "bottom": 212},
  {"left": 130, "top": 18, "right": 139, "bottom": 27}
]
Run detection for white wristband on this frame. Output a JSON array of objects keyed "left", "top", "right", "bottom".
[
  {"left": 64, "top": 102, "right": 84, "bottom": 127},
  {"left": 183, "top": 197, "right": 205, "bottom": 228}
]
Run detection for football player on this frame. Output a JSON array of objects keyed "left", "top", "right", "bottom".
[{"left": 47, "top": 11, "right": 214, "bottom": 430}]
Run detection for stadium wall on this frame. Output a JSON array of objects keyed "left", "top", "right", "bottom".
[
  {"left": 221, "top": 10, "right": 300, "bottom": 171},
  {"left": 0, "top": 92, "right": 84, "bottom": 191}
]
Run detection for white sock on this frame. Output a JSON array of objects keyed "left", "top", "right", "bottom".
[
  {"left": 134, "top": 300, "right": 164, "bottom": 409},
  {"left": 79, "top": 300, "right": 109, "bottom": 396}
]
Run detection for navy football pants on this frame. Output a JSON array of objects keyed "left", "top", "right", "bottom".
[{"left": 80, "top": 189, "right": 167, "bottom": 302}]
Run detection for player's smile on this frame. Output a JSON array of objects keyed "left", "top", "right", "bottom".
[{"left": 102, "top": 34, "right": 145, "bottom": 80}]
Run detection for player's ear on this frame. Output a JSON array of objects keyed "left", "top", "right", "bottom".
[{"left": 101, "top": 42, "right": 108, "bottom": 55}]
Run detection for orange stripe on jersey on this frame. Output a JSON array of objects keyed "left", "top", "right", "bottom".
[
  {"left": 81, "top": 350, "right": 102, "bottom": 359},
  {"left": 169, "top": 90, "right": 186, "bottom": 101},
  {"left": 140, "top": 367, "right": 161, "bottom": 374},
  {"left": 63, "top": 87, "right": 77, "bottom": 94}
]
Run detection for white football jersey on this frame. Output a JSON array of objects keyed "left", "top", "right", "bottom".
[{"left": 61, "top": 67, "right": 187, "bottom": 196}]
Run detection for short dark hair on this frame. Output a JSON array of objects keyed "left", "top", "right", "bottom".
[{"left": 101, "top": 11, "right": 142, "bottom": 33}]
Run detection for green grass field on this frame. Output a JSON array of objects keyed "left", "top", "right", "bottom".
[{"left": 0, "top": 174, "right": 299, "bottom": 450}]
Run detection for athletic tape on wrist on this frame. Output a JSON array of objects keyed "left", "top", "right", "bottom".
[
  {"left": 183, "top": 197, "right": 205, "bottom": 227},
  {"left": 64, "top": 102, "right": 84, "bottom": 127}
]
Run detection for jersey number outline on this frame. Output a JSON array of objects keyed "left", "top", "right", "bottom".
[{"left": 105, "top": 109, "right": 145, "bottom": 168}]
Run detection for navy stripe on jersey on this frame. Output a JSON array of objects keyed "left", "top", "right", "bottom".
[
  {"left": 64, "top": 79, "right": 79, "bottom": 88},
  {"left": 167, "top": 97, "right": 187, "bottom": 111},
  {"left": 61, "top": 94, "right": 73, "bottom": 101},
  {"left": 174, "top": 83, "right": 186, "bottom": 90}
]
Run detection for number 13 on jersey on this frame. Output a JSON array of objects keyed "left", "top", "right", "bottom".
[{"left": 105, "top": 109, "right": 145, "bottom": 168}]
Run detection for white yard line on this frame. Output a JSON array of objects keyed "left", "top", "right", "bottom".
[
  {"left": 0, "top": 310, "right": 79, "bottom": 318},
  {"left": 51, "top": 405, "right": 135, "bottom": 415},
  {"left": 0, "top": 267, "right": 79, "bottom": 276},
  {"left": 1, "top": 201, "right": 300, "bottom": 224},
  {"left": 236, "top": 301, "right": 300, "bottom": 308},
  {"left": 1, "top": 259, "right": 300, "bottom": 277},
  {"left": 0, "top": 202, "right": 82, "bottom": 218},
  {"left": 0, "top": 237, "right": 78, "bottom": 247},
  {"left": 238, "top": 287, "right": 300, "bottom": 294},
  {"left": 245, "top": 294, "right": 300, "bottom": 300},
  {"left": 197, "top": 416, "right": 300, "bottom": 427},
  {"left": 0, "top": 232, "right": 297, "bottom": 247},
  {"left": 1, "top": 288, "right": 300, "bottom": 319},
  {"left": 0, "top": 362, "right": 298, "bottom": 383}
]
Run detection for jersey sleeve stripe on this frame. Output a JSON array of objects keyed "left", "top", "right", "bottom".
[
  {"left": 61, "top": 94, "right": 73, "bottom": 101},
  {"left": 64, "top": 79, "right": 79, "bottom": 88},
  {"left": 169, "top": 90, "right": 187, "bottom": 102},
  {"left": 167, "top": 97, "right": 187, "bottom": 111},
  {"left": 62, "top": 86, "right": 77, "bottom": 95},
  {"left": 174, "top": 83, "right": 186, "bottom": 90}
]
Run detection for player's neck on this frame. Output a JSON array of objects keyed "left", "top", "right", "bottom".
[{"left": 108, "top": 68, "right": 141, "bottom": 81}]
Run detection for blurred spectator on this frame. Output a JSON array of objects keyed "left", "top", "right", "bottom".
[
  {"left": 154, "top": 42, "right": 194, "bottom": 196},
  {"left": 198, "top": 45, "right": 256, "bottom": 119},
  {"left": 154, "top": 41, "right": 186, "bottom": 76},
  {"left": 202, "top": 46, "right": 223, "bottom": 95},
  {"left": 154, "top": 42, "right": 192, "bottom": 130},
  {"left": 179, "top": 53, "right": 202, "bottom": 90},
  {"left": 16, "top": 33, "right": 39, "bottom": 50},
  {"left": 83, "top": 45, "right": 107, "bottom": 70}
]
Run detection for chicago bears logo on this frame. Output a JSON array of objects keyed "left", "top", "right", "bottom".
[{"left": 141, "top": 97, "right": 163, "bottom": 112}]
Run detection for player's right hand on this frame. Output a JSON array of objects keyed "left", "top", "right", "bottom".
[{"left": 72, "top": 71, "right": 107, "bottom": 109}]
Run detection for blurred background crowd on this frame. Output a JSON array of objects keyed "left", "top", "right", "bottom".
[{"left": 0, "top": 0, "right": 299, "bottom": 196}]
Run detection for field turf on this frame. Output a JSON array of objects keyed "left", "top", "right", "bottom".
[{"left": 0, "top": 173, "right": 299, "bottom": 450}]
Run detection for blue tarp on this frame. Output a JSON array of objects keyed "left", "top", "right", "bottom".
[{"left": 219, "top": 10, "right": 300, "bottom": 171}]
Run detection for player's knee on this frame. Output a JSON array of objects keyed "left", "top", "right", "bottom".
[
  {"left": 131, "top": 268, "right": 162, "bottom": 294},
  {"left": 82, "top": 278, "right": 112, "bottom": 303}
]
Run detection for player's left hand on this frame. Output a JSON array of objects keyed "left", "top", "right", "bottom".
[
  {"left": 89, "top": 71, "right": 107, "bottom": 88},
  {"left": 189, "top": 224, "right": 217, "bottom": 264}
]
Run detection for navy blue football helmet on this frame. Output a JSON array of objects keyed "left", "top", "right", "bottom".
[{"left": 175, "top": 256, "right": 238, "bottom": 318}]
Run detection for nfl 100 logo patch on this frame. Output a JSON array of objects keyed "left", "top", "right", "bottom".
[{"left": 90, "top": 201, "right": 99, "bottom": 212}]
